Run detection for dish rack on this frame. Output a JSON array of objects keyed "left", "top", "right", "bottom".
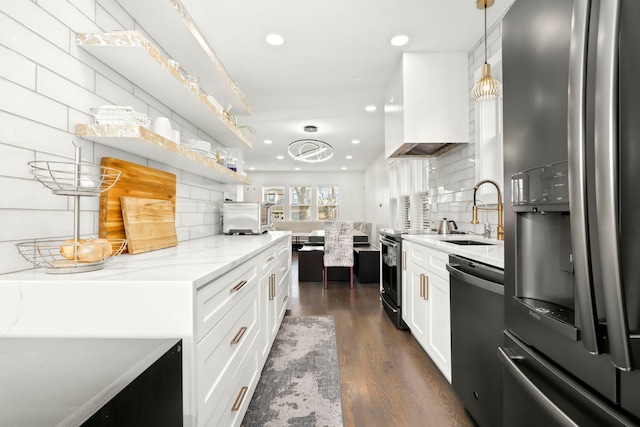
[{"left": 16, "top": 139, "right": 127, "bottom": 274}]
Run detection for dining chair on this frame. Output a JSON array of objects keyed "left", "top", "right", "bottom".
[{"left": 323, "top": 220, "right": 354, "bottom": 288}]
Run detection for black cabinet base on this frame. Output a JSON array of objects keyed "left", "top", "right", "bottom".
[{"left": 82, "top": 341, "right": 183, "bottom": 427}]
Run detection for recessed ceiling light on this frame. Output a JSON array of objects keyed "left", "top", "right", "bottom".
[
  {"left": 276, "top": 155, "right": 284, "bottom": 160},
  {"left": 266, "top": 34, "right": 284, "bottom": 46},
  {"left": 249, "top": 167, "right": 255, "bottom": 170},
  {"left": 390, "top": 35, "right": 409, "bottom": 46},
  {"left": 294, "top": 167, "right": 300, "bottom": 171},
  {"left": 341, "top": 167, "right": 347, "bottom": 170},
  {"left": 346, "top": 155, "right": 353, "bottom": 159},
  {"left": 365, "top": 105, "right": 377, "bottom": 112},
  {"left": 352, "top": 139, "right": 360, "bottom": 144},
  {"left": 264, "top": 139, "right": 273, "bottom": 144}
]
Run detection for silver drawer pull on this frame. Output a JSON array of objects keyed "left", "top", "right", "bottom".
[
  {"left": 231, "top": 386, "right": 249, "bottom": 412},
  {"left": 283, "top": 295, "right": 288, "bottom": 303},
  {"left": 231, "top": 280, "right": 247, "bottom": 292},
  {"left": 266, "top": 255, "right": 275, "bottom": 263},
  {"left": 269, "top": 274, "right": 275, "bottom": 300},
  {"left": 230, "top": 326, "right": 247, "bottom": 345}
]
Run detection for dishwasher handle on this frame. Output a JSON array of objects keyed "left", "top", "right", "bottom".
[{"left": 447, "top": 263, "right": 504, "bottom": 295}]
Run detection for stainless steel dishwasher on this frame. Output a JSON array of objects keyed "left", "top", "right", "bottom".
[{"left": 447, "top": 254, "right": 504, "bottom": 427}]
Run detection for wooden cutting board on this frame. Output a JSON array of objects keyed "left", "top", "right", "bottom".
[
  {"left": 99, "top": 157, "right": 176, "bottom": 253},
  {"left": 120, "top": 197, "right": 177, "bottom": 254}
]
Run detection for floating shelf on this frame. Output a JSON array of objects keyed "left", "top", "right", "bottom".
[
  {"left": 116, "top": 0, "right": 251, "bottom": 115},
  {"left": 76, "top": 31, "right": 253, "bottom": 150},
  {"left": 75, "top": 124, "right": 251, "bottom": 185}
]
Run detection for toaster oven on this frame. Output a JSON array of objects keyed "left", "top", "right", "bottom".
[{"left": 222, "top": 201, "right": 273, "bottom": 235}]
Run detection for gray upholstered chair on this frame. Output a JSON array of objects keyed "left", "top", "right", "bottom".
[{"left": 323, "top": 220, "right": 354, "bottom": 288}]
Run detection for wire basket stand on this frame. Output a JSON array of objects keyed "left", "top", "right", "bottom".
[{"left": 16, "top": 138, "right": 127, "bottom": 273}]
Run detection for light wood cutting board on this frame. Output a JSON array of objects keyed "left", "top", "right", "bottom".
[
  {"left": 99, "top": 157, "right": 176, "bottom": 253},
  {"left": 120, "top": 197, "right": 177, "bottom": 254}
]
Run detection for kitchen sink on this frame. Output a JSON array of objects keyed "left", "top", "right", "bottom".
[{"left": 442, "top": 240, "right": 496, "bottom": 246}]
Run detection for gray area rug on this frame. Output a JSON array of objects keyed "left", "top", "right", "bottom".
[{"left": 242, "top": 315, "right": 344, "bottom": 427}]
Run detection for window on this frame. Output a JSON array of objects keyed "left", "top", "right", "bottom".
[
  {"left": 317, "top": 186, "right": 339, "bottom": 220},
  {"left": 290, "top": 186, "right": 312, "bottom": 220},
  {"left": 262, "top": 186, "right": 285, "bottom": 222}
]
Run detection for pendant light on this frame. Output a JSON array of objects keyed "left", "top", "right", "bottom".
[
  {"left": 472, "top": 0, "right": 502, "bottom": 102},
  {"left": 287, "top": 125, "right": 334, "bottom": 163}
]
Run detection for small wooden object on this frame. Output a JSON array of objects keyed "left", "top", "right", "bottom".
[
  {"left": 120, "top": 197, "right": 177, "bottom": 254},
  {"left": 99, "top": 157, "right": 176, "bottom": 253}
]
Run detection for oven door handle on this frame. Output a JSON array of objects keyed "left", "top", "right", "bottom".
[
  {"left": 381, "top": 294, "right": 399, "bottom": 313},
  {"left": 380, "top": 237, "right": 398, "bottom": 248}
]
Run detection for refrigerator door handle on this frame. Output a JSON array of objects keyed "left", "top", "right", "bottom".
[
  {"left": 594, "top": 0, "right": 633, "bottom": 370},
  {"left": 567, "top": 0, "right": 600, "bottom": 354},
  {"left": 498, "top": 346, "right": 579, "bottom": 427}
]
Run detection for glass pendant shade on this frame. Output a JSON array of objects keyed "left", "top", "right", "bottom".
[
  {"left": 472, "top": 63, "right": 502, "bottom": 101},
  {"left": 473, "top": 0, "right": 502, "bottom": 102}
]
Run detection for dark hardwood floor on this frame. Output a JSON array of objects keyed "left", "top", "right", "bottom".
[{"left": 288, "top": 252, "right": 474, "bottom": 427}]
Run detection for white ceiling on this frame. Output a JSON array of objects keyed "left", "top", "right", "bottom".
[{"left": 181, "top": 0, "right": 514, "bottom": 172}]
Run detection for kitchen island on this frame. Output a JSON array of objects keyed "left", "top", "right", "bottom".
[{"left": 0, "top": 231, "right": 292, "bottom": 427}]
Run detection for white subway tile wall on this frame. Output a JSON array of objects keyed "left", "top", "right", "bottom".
[
  {"left": 429, "top": 22, "right": 502, "bottom": 234},
  {"left": 0, "top": 1, "right": 234, "bottom": 274}
]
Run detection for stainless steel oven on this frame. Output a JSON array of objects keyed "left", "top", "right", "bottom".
[{"left": 379, "top": 229, "right": 408, "bottom": 329}]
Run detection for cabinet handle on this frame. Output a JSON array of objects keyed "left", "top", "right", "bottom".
[
  {"left": 283, "top": 295, "right": 288, "bottom": 303},
  {"left": 419, "top": 274, "right": 424, "bottom": 297},
  {"left": 402, "top": 251, "right": 407, "bottom": 270},
  {"left": 423, "top": 275, "right": 429, "bottom": 301},
  {"left": 269, "top": 273, "right": 276, "bottom": 300},
  {"left": 230, "top": 326, "right": 247, "bottom": 345},
  {"left": 231, "top": 386, "right": 249, "bottom": 412},
  {"left": 231, "top": 280, "right": 247, "bottom": 292},
  {"left": 266, "top": 255, "right": 275, "bottom": 263}
]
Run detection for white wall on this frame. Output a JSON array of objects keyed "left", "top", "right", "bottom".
[
  {"left": 427, "top": 20, "right": 503, "bottom": 234},
  {"left": 0, "top": 1, "right": 236, "bottom": 274},
  {"left": 242, "top": 171, "right": 365, "bottom": 221},
  {"left": 363, "top": 149, "right": 390, "bottom": 245}
]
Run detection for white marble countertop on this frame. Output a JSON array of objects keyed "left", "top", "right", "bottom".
[
  {"left": 0, "top": 231, "right": 291, "bottom": 289},
  {"left": 402, "top": 233, "right": 504, "bottom": 269},
  {"left": 0, "top": 337, "right": 179, "bottom": 426}
]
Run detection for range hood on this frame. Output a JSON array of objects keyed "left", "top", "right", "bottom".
[
  {"left": 384, "top": 53, "right": 469, "bottom": 159},
  {"left": 387, "top": 142, "right": 459, "bottom": 158}
]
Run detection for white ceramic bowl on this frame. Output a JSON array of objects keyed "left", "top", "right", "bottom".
[{"left": 153, "top": 117, "right": 173, "bottom": 140}]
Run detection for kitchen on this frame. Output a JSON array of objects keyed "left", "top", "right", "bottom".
[{"left": 1, "top": 0, "right": 639, "bottom": 426}]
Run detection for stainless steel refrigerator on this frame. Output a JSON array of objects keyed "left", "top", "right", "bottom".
[{"left": 501, "top": 0, "right": 640, "bottom": 425}]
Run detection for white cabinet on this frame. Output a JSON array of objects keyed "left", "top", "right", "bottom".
[
  {"left": 259, "top": 237, "right": 292, "bottom": 365},
  {"left": 402, "top": 240, "right": 452, "bottom": 382},
  {"left": 195, "top": 236, "right": 291, "bottom": 426},
  {"left": 384, "top": 53, "right": 469, "bottom": 159}
]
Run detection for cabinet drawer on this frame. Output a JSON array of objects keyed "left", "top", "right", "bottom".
[
  {"left": 275, "top": 253, "right": 290, "bottom": 286},
  {"left": 276, "top": 270, "right": 290, "bottom": 320},
  {"left": 197, "top": 289, "right": 259, "bottom": 426},
  {"left": 408, "top": 243, "right": 448, "bottom": 279},
  {"left": 276, "top": 237, "right": 291, "bottom": 259},
  {"left": 258, "top": 247, "right": 278, "bottom": 278},
  {"left": 204, "top": 344, "right": 260, "bottom": 427},
  {"left": 196, "top": 260, "right": 259, "bottom": 342}
]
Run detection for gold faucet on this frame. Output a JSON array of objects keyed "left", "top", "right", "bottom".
[{"left": 471, "top": 179, "right": 504, "bottom": 241}]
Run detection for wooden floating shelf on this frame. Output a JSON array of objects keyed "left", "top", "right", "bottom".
[
  {"left": 77, "top": 31, "right": 253, "bottom": 150},
  {"left": 75, "top": 124, "right": 251, "bottom": 185}
]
